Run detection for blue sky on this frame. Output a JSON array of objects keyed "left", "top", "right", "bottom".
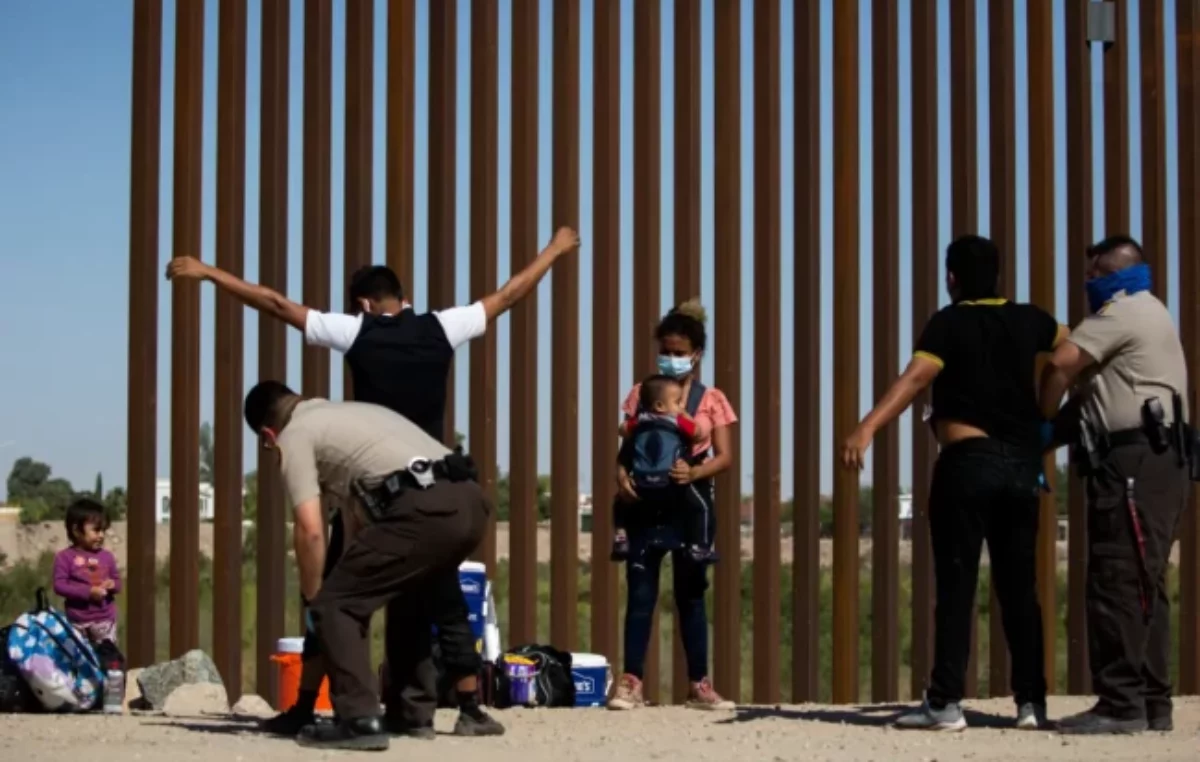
[{"left": 0, "top": 0, "right": 1186, "bottom": 500}]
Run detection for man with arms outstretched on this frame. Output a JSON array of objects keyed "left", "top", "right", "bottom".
[{"left": 168, "top": 226, "right": 580, "bottom": 737}]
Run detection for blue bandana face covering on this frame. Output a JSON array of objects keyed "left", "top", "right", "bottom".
[
  {"left": 656, "top": 354, "right": 694, "bottom": 379},
  {"left": 1085, "top": 263, "right": 1151, "bottom": 313}
]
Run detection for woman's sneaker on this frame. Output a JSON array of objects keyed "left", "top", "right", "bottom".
[
  {"left": 607, "top": 674, "right": 644, "bottom": 710},
  {"left": 685, "top": 678, "right": 734, "bottom": 710},
  {"left": 894, "top": 698, "right": 968, "bottom": 732}
]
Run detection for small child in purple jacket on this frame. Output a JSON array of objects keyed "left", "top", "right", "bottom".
[{"left": 53, "top": 498, "right": 121, "bottom": 645}]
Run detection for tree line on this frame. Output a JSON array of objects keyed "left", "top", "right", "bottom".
[{"left": 7, "top": 421, "right": 1073, "bottom": 531}]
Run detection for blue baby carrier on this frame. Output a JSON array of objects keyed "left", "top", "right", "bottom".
[
  {"left": 4, "top": 589, "right": 105, "bottom": 712},
  {"left": 628, "top": 381, "right": 706, "bottom": 490}
]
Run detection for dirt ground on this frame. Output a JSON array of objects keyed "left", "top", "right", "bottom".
[
  {"left": 7, "top": 519, "right": 1172, "bottom": 570},
  {"left": 1, "top": 696, "right": 1197, "bottom": 761}
]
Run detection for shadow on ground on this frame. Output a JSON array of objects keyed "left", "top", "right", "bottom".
[
  {"left": 144, "top": 719, "right": 272, "bottom": 737},
  {"left": 719, "top": 703, "right": 1013, "bottom": 730}
]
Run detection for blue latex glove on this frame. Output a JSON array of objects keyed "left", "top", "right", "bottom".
[
  {"left": 1037, "top": 470, "right": 1050, "bottom": 493},
  {"left": 1039, "top": 420, "right": 1055, "bottom": 451},
  {"left": 304, "top": 607, "right": 316, "bottom": 635}
]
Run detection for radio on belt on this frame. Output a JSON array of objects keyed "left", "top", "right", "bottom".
[{"left": 407, "top": 457, "right": 435, "bottom": 489}]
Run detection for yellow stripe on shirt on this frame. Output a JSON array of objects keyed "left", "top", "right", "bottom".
[{"left": 913, "top": 351, "right": 944, "bottom": 369}]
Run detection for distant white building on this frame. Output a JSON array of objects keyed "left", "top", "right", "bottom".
[{"left": 154, "top": 479, "right": 245, "bottom": 523}]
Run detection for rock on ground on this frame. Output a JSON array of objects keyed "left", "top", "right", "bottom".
[
  {"left": 136, "top": 649, "right": 225, "bottom": 710},
  {"left": 232, "top": 694, "right": 274, "bottom": 718},
  {"left": 162, "top": 683, "right": 229, "bottom": 717}
]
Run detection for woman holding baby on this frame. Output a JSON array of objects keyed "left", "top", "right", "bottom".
[{"left": 607, "top": 300, "right": 738, "bottom": 711}]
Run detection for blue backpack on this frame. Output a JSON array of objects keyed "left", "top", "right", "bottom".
[
  {"left": 4, "top": 589, "right": 105, "bottom": 712},
  {"left": 628, "top": 381, "right": 706, "bottom": 491}
]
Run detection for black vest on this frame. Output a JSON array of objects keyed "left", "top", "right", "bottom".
[{"left": 344, "top": 311, "right": 452, "bottom": 440}]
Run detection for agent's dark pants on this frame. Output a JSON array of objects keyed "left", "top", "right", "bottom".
[
  {"left": 309, "top": 480, "right": 489, "bottom": 721},
  {"left": 621, "top": 477, "right": 715, "bottom": 683},
  {"left": 926, "top": 439, "right": 1048, "bottom": 708},
  {"left": 1085, "top": 441, "right": 1188, "bottom": 721}
]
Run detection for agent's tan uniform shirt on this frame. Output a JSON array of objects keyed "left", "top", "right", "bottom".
[
  {"left": 277, "top": 399, "right": 451, "bottom": 537},
  {"left": 1067, "top": 290, "right": 1189, "bottom": 435}
]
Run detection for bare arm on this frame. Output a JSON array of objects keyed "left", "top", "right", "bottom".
[
  {"left": 293, "top": 498, "right": 327, "bottom": 602},
  {"left": 1039, "top": 340, "right": 1096, "bottom": 420},
  {"left": 688, "top": 423, "right": 733, "bottom": 481},
  {"left": 861, "top": 356, "right": 941, "bottom": 437},
  {"left": 480, "top": 227, "right": 579, "bottom": 322},
  {"left": 841, "top": 356, "right": 941, "bottom": 470},
  {"left": 167, "top": 257, "right": 309, "bottom": 331}
]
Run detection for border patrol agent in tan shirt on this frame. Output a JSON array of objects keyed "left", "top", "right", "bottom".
[
  {"left": 244, "top": 381, "right": 489, "bottom": 752},
  {"left": 1041, "top": 235, "right": 1194, "bottom": 736},
  {"left": 168, "top": 227, "right": 579, "bottom": 739}
]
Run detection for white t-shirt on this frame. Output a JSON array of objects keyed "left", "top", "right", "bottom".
[{"left": 303, "top": 302, "right": 487, "bottom": 355}]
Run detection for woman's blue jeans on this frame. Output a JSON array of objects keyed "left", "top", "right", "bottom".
[{"left": 622, "top": 546, "right": 710, "bottom": 682}]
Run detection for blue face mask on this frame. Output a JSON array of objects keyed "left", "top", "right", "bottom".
[
  {"left": 1085, "top": 263, "right": 1152, "bottom": 313},
  {"left": 656, "top": 354, "right": 694, "bottom": 379}
]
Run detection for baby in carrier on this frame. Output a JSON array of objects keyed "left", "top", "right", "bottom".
[{"left": 612, "top": 375, "right": 716, "bottom": 563}]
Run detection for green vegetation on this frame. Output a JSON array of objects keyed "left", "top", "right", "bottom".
[{"left": 0, "top": 552, "right": 1182, "bottom": 704}]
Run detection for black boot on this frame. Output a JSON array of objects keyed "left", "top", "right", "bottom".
[
  {"left": 296, "top": 716, "right": 390, "bottom": 751},
  {"left": 260, "top": 691, "right": 318, "bottom": 737}
]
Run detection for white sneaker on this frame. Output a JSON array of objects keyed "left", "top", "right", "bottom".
[
  {"left": 894, "top": 697, "right": 968, "bottom": 732},
  {"left": 1016, "top": 702, "right": 1047, "bottom": 730}
]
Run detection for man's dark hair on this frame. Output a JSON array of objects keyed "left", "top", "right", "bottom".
[
  {"left": 65, "top": 497, "right": 109, "bottom": 540},
  {"left": 348, "top": 265, "right": 404, "bottom": 311},
  {"left": 1086, "top": 234, "right": 1144, "bottom": 264},
  {"left": 945, "top": 234, "right": 1001, "bottom": 301},
  {"left": 639, "top": 374, "right": 682, "bottom": 408},
  {"left": 244, "top": 380, "right": 296, "bottom": 434}
]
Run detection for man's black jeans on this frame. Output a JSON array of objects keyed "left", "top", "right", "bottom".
[{"left": 926, "top": 438, "right": 1048, "bottom": 708}]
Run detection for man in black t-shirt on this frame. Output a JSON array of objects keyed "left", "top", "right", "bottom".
[{"left": 841, "top": 235, "right": 1067, "bottom": 733}]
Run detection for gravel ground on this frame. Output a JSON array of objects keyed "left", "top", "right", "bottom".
[{"left": 2, "top": 696, "right": 1197, "bottom": 762}]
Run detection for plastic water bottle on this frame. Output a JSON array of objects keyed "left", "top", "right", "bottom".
[{"left": 103, "top": 662, "right": 124, "bottom": 715}]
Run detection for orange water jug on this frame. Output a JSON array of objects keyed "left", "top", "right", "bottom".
[{"left": 270, "top": 637, "right": 333, "bottom": 711}]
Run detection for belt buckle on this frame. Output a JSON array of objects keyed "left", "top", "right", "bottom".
[{"left": 407, "top": 457, "right": 435, "bottom": 489}]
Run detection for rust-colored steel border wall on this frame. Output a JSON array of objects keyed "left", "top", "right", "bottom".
[
  {"left": 126, "top": 0, "right": 1199, "bottom": 705},
  {"left": 987, "top": 0, "right": 1015, "bottom": 697},
  {"left": 1064, "top": 0, "right": 1094, "bottom": 698}
]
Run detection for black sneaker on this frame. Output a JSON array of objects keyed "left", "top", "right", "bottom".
[
  {"left": 453, "top": 707, "right": 505, "bottom": 737},
  {"left": 1148, "top": 714, "right": 1173, "bottom": 732},
  {"left": 381, "top": 715, "right": 436, "bottom": 740},
  {"left": 296, "top": 716, "right": 390, "bottom": 751},
  {"left": 260, "top": 706, "right": 316, "bottom": 737},
  {"left": 611, "top": 537, "right": 630, "bottom": 561},
  {"left": 1056, "top": 709, "right": 1147, "bottom": 735}
]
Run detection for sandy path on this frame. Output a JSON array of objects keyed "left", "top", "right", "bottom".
[{"left": 2, "top": 697, "right": 1197, "bottom": 762}]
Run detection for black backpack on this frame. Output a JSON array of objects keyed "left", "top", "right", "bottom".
[{"left": 492, "top": 644, "right": 576, "bottom": 708}]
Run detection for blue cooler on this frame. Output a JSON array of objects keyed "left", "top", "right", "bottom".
[
  {"left": 569, "top": 653, "right": 612, "bottom": 707},
  {"left": 431, "top": 562, "right": 488, "bottom": 652},
  {"left": 454, "top": 561, "right": 488, "bottom": 652}
]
